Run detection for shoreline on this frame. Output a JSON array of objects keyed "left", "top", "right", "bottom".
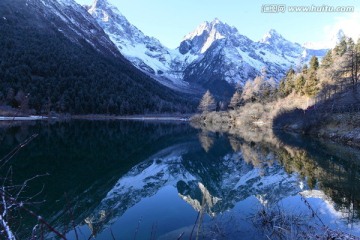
[
  {"left": 0, "top": 116, "right": 49, "bottom": 121},
  {"left": 190, "top": 112, "right": 360, "bottom": 149},
  {"left": 0, "top": 114, "right": 193, "bottom": 122}
]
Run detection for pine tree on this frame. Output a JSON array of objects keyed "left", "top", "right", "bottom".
[
  {"left": 278, "top": 79, "right": 286, "bottom": 98},
  {"left": 294, "top": 75, "right": 306, "bottom": 95},
  {"left": 334, "top": 37, "right": 348, "bottom": 56},
  {"left": 304, "top": 72, "right": 319, "bottom": 97},
  {"left": 284, "top": 77, "right": 295, "bottom": 95},
  {"left": 355, "top": 39, "right": 360, "bottom": 83},
  {"left": 321, "top": 51, "right": 333, "bottom": 69},
  {"left": 302, "top": 56, "right": 320, "bottom": 97},
  {"left": 198, "top": 90, "right": 216, "bottom": 113},
  {"left": 302, "top": 64, "right": 308, "bottom": 75},
  {"left": 309, "top": 56, "right": 319, "bottom": 72},
  {"left": 283, "top": 68, "right": 295, "bottom": 96},
  {"left": 340, "top": 38, "right": 357, "bottom": 85},
  {"left": 286, "top": 68, "right": 296, "bottom": 77},
  {"left": 228, "top": 91, "right": 242, "bottom": 109},
  {"left": 347, "top": 38, "right": 356, "bottom": 85}
]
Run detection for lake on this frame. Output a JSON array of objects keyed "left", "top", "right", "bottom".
[{"left": 0, "top": 120, "right": 359, "bottom": 239}]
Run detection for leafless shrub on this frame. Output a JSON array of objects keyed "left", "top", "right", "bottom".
[
  {"left": 0, "top": 132, "right": 72, "bottom": 239},
  {"left": 250, "top": 205, "right": 318, "bottom": 240}
]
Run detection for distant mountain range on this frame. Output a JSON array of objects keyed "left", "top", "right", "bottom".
[
  {"left": 0, "top": 0, "right": 333, "bottom": 114},
  {"left": 87, "top": 0, "right": 328, "bottom": 97},
  {"left": 82, "top": 139, "right": 302, "bottom": 236}
]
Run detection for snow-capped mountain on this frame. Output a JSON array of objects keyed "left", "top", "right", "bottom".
[
  {"left": 86, "top": 0, "right": 197, "bottom": 92},
  {"left": 181, "top": 20, "right": 327, "bottom": 96},
  {"left": 84, "top": 0, "right": 327, "bottom": 97},
  {"left": 259, "top": 29, "right": 303, "bottom": 57},
  {"left": 83, "top": 140, "right": 302, "bottom": 234}
]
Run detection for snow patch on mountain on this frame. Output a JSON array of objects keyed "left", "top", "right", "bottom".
[
  {"left": 87, "top": 0, "right": 197, "bottom": 91},
  {"left": 84, "top": 0, "right": 327, "bottom": 95},
  {"left": 84, "top": 141, "right": 302, "bottom": 233},
  {"left": 182, "top": 24, "right": 327, "bottom": 93},
  {"left": 183, "top": 18, "right": 230, "bottom": 54}
]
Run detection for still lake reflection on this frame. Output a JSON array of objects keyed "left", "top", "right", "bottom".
[{"left": 0, "top": 120, "right": 360, "bottom": 239}]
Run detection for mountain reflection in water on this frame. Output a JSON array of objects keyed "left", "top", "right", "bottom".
[{"left": 0, "top": 120, "right": 359, "bottom": 239}]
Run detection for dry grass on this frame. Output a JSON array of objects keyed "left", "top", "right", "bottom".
[
  {"left": 250, "top": 206, "right": 316, "bottom": 240},
  {"left": 250, "top": 205, "right": 358, "bottom": 240},
  {"left": 191, "top": 92, "right": 311, "bottom": 130}
]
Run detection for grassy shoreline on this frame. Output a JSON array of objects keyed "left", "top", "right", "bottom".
[{"left": 190, "top": 109, "right": 360, "bottom": 149}]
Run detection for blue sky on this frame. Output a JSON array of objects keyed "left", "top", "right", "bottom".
[{"left": 75, "top": 0, "right": 360, "bottom": 49}]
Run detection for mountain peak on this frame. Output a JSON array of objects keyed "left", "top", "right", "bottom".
[
  {"left": 260, "top": 29, "right": 284, "bottom": 44},
  {"left": 210, "top": 17, "right": 222, "bottom": 25},
  {"left": 183, "top": 18, "right": 232, "bottom": 41},
  {"left": 91, "top": 0, "right": 108, "bottom": 7},
  {"left": 181, "top": 18, "right": 239, "bottom": 54},
  {"left": 268, "top": 29, "right": 280, "bottom": 35},
  {"left": 88, "top": 0, "right": 123, "bottom": 23},
  {"left": 89, "top": 0, "right": 118, "bottom": 13}
]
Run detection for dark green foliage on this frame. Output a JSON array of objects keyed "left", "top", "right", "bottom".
[
  {"left": 278, "top": 68, "right": 296, "bottom": 98},
  {"left": 333, "top": 37, "right": 347, "bottom": 56},
  {"left": 304, "top": 72, "right": 319, "bottom": 97},
  {"left": 321, "top": 51, "right": 333, "bottom": 69},
  {"left": 277, "top": 57, "right": 321, "bottom": 98},
  {"left": 284, "top": 77, "right": 294, "bottom": 96},
  {"left": 309, "top": 56, "right": 319, "bottom": 72},
  {"left": 286, "top": 68, "right": 295, "bottom": 77},
  {"left": 302, "top": 64, "right": 308, "bottom": 75},
  {"left": 278, "top": 79, "right": 287, "bottom": 98},
  {"left": 294, "top": 75, "right": 306, "bottom": 95},
  {"left": 0, "top": 0, "right": 195, "bottom": 115}
]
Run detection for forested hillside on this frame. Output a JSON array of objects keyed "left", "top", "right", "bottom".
[
  {"left": 192, "top": 36, "right": 360, "bottom": 146},
  {"left": 0, "top": 0, "right": 195, "bottom": 115}
]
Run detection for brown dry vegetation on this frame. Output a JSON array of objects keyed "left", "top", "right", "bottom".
[{"left": 193, "top": 37, "right": 360, "bottom": 147}]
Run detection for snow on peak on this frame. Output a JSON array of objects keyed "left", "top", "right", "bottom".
[
  {"left": 260, "top": 29, "right": 286, "bottom": 44},
  {"left": 87, "top": 0, "right": 194, "bottom": 91},
  {"left": 182, "top": 18, "right": 237, "bottom": 53},
  {"left": 183, "top": 18, "right": 234, "bottom": 41},
  {"left": 258, "top": 28, "right": 304, "bottom": 59},
  {"left": 212, "top": 17, "right": 221, "bottom": 24},
  {"left": 88, "top": 0, "right": 120, "bottom": 18},
  {"left": 90, "top": 0, "right": 110, "bottom": 9}
]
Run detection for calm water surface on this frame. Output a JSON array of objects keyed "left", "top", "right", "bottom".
[{"left": 0, "top": 120, "right": 359, "bottom": 239}]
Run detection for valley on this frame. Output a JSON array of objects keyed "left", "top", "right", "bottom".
[{"left": 0, "top": 0, "right": 360, "bottom": 239}]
